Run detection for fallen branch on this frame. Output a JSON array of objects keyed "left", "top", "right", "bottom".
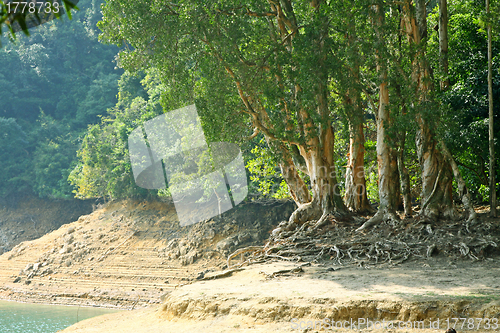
[
  {"left": 259, "top": 265, "right": 305, "bottom": 279},
  {"left": 200, "top": 268, "right": 245, "bottom": 281},
  {"left": 227, "top": 246, "right": 263, "bottom": 268}
]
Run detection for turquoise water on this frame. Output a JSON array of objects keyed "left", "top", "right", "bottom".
[{"left": 0, "top": 300, "right": 120, "bottom": 333}]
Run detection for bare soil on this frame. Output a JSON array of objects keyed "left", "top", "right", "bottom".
[
  {"left": 0, "top": 199, "right": 295, "bottom": 308},
  {"left": 0, "top": 199, "right": 499, "bottom": 332},
  {"left": 0, "top": 193, "right": 93, "bottom": 255},
  {"left": 60, "top": 259, "right": 500, "bottom": 333}
]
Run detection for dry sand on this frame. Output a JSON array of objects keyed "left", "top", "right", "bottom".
[
  {"left": 61, "top": 260, "right": 500, "bottom": 332},
  {"left": 0, "top": 200, "right": 498, "bottom": 332}
]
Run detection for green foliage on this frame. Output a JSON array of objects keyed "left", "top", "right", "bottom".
[
  {"left": 366, "top": 167, "right": 379, "bottom": 204},
  {"left": 97, "top": 0, "right": 370, "bottom": 149},
  {"left": 75, "top": 72, "right": 120, "bottom": 126},
  {"left": 0, "top": 118, "right": 30, "bottom": 196},
  {"left": 31, "top": 112, "right": 77, "bottom": 198},
  {"left": 427, "top": 0, "right": 500, "bottom": 201},
  {"left": 0, "top": 0, "right": 122, "bottom": 198},
  {"left": 0, "top": 0, "right": 496, "bottom": 210},
  {"left": 245, "top": 138, "right": 290, "bottom": 199},
  {"left": 478, "top": 182, "right": 499, "bottom": 203},
  {"left": 69, "top": 70, "right": 165, "bottom": 200}
]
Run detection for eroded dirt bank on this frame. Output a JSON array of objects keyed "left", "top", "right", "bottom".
[
  {"left": 60, "top": 260, "right": 500, "bottom": 332},
  {"left": 0, "top": 194, "right": 93, "bottom": 255},
  {"left": 1, "top": 198, "right": 499, "bottom": 332},
  {"left": 0, "top": 199, "right": 294, "bottom": 308}
]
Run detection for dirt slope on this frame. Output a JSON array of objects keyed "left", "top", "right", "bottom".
[
  {"left": 0, "top": 199, "right": 295, "bottom": 308},
  {"left": 0, "top": 194, "right": 93, "bottom": 255},
  {"left": 60, "top": 260, "right": 500, "bottom": 333}
]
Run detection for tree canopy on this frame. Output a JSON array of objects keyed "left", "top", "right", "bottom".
[
  {"left": 0, "top": 0, "right": 498, "bottom": 227},
  {"left": 93, "top": 0, "right": 499, "bottom": 225}
]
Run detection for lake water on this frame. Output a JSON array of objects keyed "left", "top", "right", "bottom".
[{"left": 0, "top": 300, "right": 121, "bottom": 333}]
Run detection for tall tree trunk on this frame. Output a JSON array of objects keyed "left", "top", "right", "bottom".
[
  {"left": 403, "top": 0, "right": 456, "bottom": 220},
  {"left": 416, "top": 124, "right": 455, "bottom": 219},
  {"left": 487, "top": 0, "right": 497, "bottom": 217},
  {"left": 291, "top": 125, "right": 348, "bottom": 225},
  {"left": 397, "top": 133, "right": 413, "bottom": 217},
  {"left": 357, "top": 78, "right": 400, "bottom": 231},
  {"left": 357, "top": 3, "right": 399, "bottom": 231},
  {"left": 261, "top": 0, "right": 348, "bottom": 227},
  {"left": 343, "top": 10, "right": 372, "bottom": 214},
  {"left": 394, "top": 80, "right": 412, "bottom": 217},
  {"left": 439, "top": 139, "right": 478, "bottom": 224},
  {"left": 439, "top": 0, "right": 449, "bottom": 90},
  {"left": 288, "top": 25, "right": 348, "bottom": 228},
  {"left": 344, "top": 97, "right": 373, "bottom": 213},
  {"left": 280, "top": 155, "right": 312, "bottom": 206},
  {"left": 288, "top": 78, "right": 348, "bottom": 226}
]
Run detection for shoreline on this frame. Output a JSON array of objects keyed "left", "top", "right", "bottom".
[
  {"left": 0, "top": 200, "right": 295, "bottom": 312},
  {"left": 59, "top": 260, "right": 500, "bottom": 333},
  {"left": 0, "top": 298, "right": 122, "bottom": 309},
  {"left": 0, "top": 285, "right": 159, "bottom": 310}
]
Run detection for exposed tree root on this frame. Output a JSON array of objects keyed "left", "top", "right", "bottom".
[
  {"left": 230, "top": 212, "right": 500, "bottom": 269},
  {"left": 288, "top": 202, "right": 322, "bottom": 225},
  {"left": 227, "top": 246, "right": 264, "bottom": 268},
  {"left": 439, "top": 139, "right": 478, "bottom": 225},
  {"left": 355, "top": 210, "right": 399, "bottom": 232}
]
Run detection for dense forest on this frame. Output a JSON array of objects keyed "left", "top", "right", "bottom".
[
  {"left": 0, "top": 0, "right": 499, "bottom": 228},
  {"left": 0, "top": 0, "right": 120, "bottom": 199}
]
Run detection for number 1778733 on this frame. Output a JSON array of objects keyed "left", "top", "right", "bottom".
[{"left": 5, "top": 1, "right": 60, "bottom": 15}]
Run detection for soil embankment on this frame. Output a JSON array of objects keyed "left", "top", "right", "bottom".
[
  {"left": 0, "top": 199, "right": 295, "bottom": 308},
  {"left": 1, "top": 198, "right": 499, "bottom": 332},
  {"left": 0, "top": 194, "right": 93, "bottom": 255},
  {"left": 60, "top": 260, "right": 500, "bottom": 333}
]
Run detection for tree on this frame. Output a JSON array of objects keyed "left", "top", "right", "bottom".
[
  {"left": 99, "top": 0, "right": 352, "bottom": 225},
  {"left": 402, "top": 0, "right": 477, "bottom": 223},
  {"left": 336, "top": 1, "right": 373, "bottom": 214},
  {"left": 95, "top": 0, "right": 495, "bottom": 230},
  {"left": 356, "top": 1, "right": 401, "bottom": 230},
  {"left": 427, "top": 0, "right": 499, "bottom": 207},
  {"left": 486, "top": 0, "right": 496, "bottom": 217},
  {"left": 69, "top": 70, "right": 164, "bottom": 200}
]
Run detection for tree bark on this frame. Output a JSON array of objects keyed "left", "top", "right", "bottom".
[
  {"left": 397, "top": 134, "right": 413, "bottom": 217},
  {"left": 344, "top": 98, "right": 373, "bottom": 213},
  {"left": 439, "top": 139, "right": 478, "bottom": 224},
  {"left": 279, "top": 154, "right": 312, "bottom": 206},
  {"left": 343, "top": 9, "right": 372, "bottom": 214},
  {"left": 403, "top": 0, "right": 456, "bottom": 220},
  {"left": 356, "top": 78, "right": 400, "bottom": 231},
  {"left": 416, "top": 125, "right": 455, "bottom": 219},
  {"left": 394, "top": 80, "right": 412, "bottom": 217},
  {"left": 356, "top": 3, "right": 399, "bottom": 231},
  {"left": 288, "top": 21, "right": 348, "bottom": 227},
  {"left": 290, "top": 124, "right": 348, "bottom": 225},
  {"left": 487, "top": 0, "right": 497, "bottom": 217}
]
